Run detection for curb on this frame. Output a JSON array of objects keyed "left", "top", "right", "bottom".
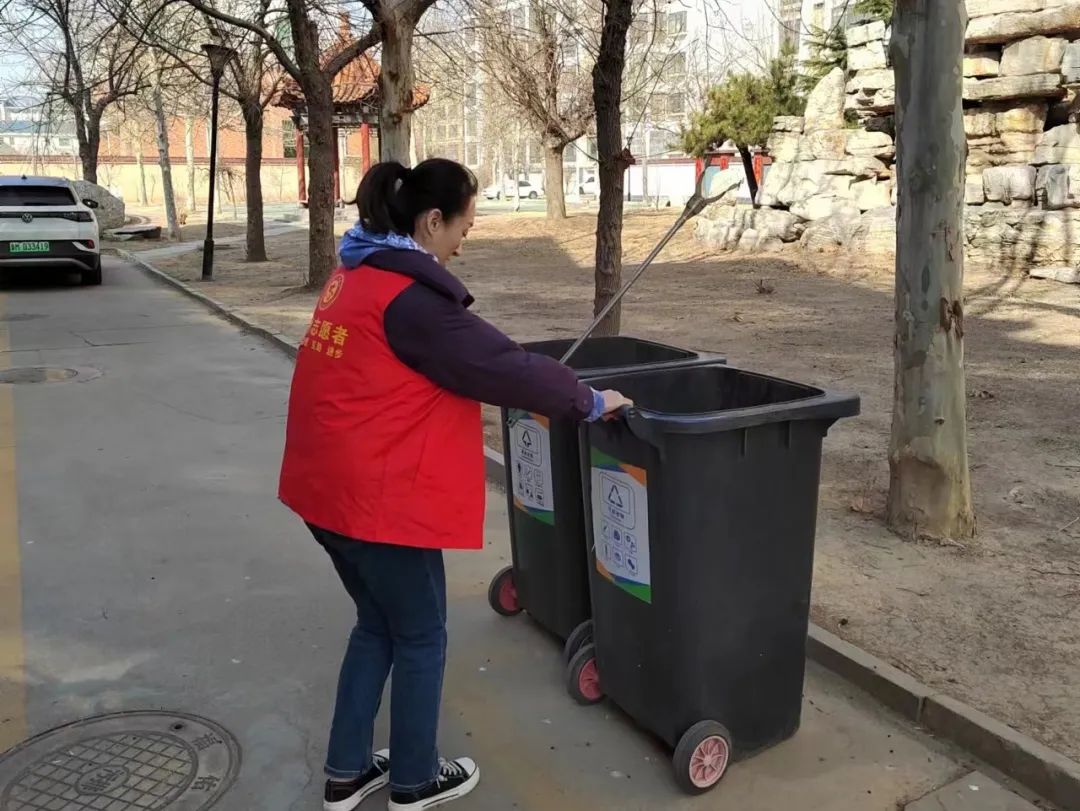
[{"left": 124, "top": 250, "right": 1080, "bottom": 811}]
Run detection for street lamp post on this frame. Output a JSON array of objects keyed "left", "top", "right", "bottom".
[{"left": 201, "top": 42, "right": 236, "bottom": 281}]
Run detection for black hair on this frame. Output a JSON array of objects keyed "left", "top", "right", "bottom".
[{"left": 352, "top": 158, "right": 478, "bottom": 236}]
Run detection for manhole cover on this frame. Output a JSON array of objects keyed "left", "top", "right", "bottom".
[
  {"left": 0, "top": 711, "right": 239, "bottom": 811},
  {"left": 0, "top": 367, "right": 78, "bottom": 384}
]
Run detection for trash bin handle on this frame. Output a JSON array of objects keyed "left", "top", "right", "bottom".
[
  {"left": 624, "top": 393, "right": 860, "bottom": 441},
  {"left": 624, "top": 407, "right": 665, "bottom": 449}
]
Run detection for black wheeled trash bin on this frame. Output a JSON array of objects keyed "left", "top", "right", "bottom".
[
  {"left": 564, "top": 362, "right": 859, "bottom": 795},
  {"left": 487, "top": 337, "right": 719, "bottom": 657}
]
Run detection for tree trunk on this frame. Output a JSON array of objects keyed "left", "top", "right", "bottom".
[
  {"left": 543, "top": 142, "right": 567, "bottom": 219},
  {"left": 76, "top": 113, "right": 99, "bottom": 184},
  {"left": 151, "top": 80, "right": 181, "bottom": 241},
  {"left": 184, "top": 117, "right": 197, "bottom": 213},
  {"left": 642, "top": 122, "right": 650, "bottom": 207},
  {"left": 513, "top": 124, "right": 522, "bottom": 212},
  {"left": 379, "top": 14, "right": 417, "bottom": 164},
  {"left": 590, "top": 0, "right": 634, "bottom": 337},
  {"left": 738, "top": 145, "right": 760, "bottom": 208},
  {"left": 133, "top": 137, "right": 148, "bottom": 205},
  {"left": 304, "top": 82, "right": 339, "bottom": 287},
  {"left": 887, "top": 0, "right": 975, "bottom": 541},
  {"left": 242, "top": 103, "right": 268, "bottom": 262}
]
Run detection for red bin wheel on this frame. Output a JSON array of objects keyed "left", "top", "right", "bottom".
[
  {"left": 673, "top": 721, "right": 732, "bottom": 795},
  {"left": 487, "top": 566, "right": 522, "bottom": 617},
  {"left": 565, "top": 643, "right": 604, "bottom": 705}
]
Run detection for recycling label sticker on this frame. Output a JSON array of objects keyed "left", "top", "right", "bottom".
[
  {"left": 508, "top": 410, "right": 555, "bottom": 525},
  {"left": 591, "top": 447, "right": 651, "bottom": 603}
]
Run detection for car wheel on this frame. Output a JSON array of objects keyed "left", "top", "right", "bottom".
[
  {"left": 529, "top": 191, "right": 538, "bottom": 199},
  {"left": 81, "top": 257, "right": 102, "bottom": 286}
]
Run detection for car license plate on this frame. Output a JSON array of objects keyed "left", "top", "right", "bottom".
[{"left": 10, "top": 241, "right": 49, "bottom": 254}]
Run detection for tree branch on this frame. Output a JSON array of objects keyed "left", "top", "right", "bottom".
[
  {"left": 323, "top": 24, "right": 381, "bottom": 78},
  {"left": 180, "top": 0, "right": 302, "bottom": 80}
]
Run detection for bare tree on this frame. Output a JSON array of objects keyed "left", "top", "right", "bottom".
[
  {"left": 182, "top": 0, "right": 436, "bottom": 286},
  {"left": 477, "top": 0, "right": 594, "bottom": 219},
  {"left": 120, "top": 0, "right": 286, "bottom": 261},
  {"left": 147, "top": 50, "right": 182, "bottom": 239},
  {"left": 887, "top": 0, "right": 975, "bottom": 541},
  {"left": 0, "top": 0, "right": 145, "bottom": 183}
]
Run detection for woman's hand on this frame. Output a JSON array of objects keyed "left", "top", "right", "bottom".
[{"left": 599, "top": 390, "right": 634, "bottom": 420}]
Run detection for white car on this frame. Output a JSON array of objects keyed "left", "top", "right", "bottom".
[
  {"left": 0, "top": 175, "right": 102, "bottom": 285},
  {"left": 483, "top": 179, "right": 542, "bottom": 200},
  {"left": 578, "top": 175, "right": 598, "bottom": 195}
]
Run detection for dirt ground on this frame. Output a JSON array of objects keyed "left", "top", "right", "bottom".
[{"left": 128, "top": 209, "right": 1080, "bottom": 763}]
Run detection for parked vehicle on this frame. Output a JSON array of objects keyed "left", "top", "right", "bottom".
[
  {"left": 483, "top": 179, "right": 542, "bottom": 200},
  {"left": 0, "top": 175, "right": 102, "bottom": 285}
]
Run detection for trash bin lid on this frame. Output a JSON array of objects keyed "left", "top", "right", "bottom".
[{"left": 589, "top": 363, "right": 860, "bottom": 440}]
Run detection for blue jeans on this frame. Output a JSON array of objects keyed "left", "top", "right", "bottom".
[{"left": 310, "top": 525, "right": 447, "bottom": 792}]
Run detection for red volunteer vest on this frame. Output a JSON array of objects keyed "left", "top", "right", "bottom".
[{"left": 278, "top": 265, "right": 485, "bottom": 550}]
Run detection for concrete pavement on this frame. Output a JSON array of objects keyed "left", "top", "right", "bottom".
[{"left": 0, "top": 257, "right": 1024, "bottom": 810}]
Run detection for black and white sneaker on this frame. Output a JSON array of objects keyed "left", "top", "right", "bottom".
[
  {"left": 387, "top": 757, "right": 480, "bottom": 811},
  {"left": 324, "top": 749, "right": 390, "bottom": 811}
]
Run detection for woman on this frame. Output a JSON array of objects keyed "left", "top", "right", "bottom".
[{"left": 279, "top": 158, "right": 631, "bottom": 811}]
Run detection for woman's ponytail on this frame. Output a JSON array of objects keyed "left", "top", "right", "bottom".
[{"left": 353, "top": 161, "right": 410, "bottom": 234}]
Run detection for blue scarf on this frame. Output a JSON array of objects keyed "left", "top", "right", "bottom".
[{"left": 339, "top": 223, "right": 430, "bottom": 268}]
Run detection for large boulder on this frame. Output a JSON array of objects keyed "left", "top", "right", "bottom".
[
  {"left": 758, "top": 161, "right": 794, "bottom": 208},
  {"left": 773, "top": 115, "right": 805, "bottom": 133},
  {"left": 699, "top": 166, "right": 746, "bottom": 206},
  {"left": 799, "top": 211, "right": 860, "bottom": 252},
  {"left": 847, "top": 20, "right": 886, "bottom": 48},
  {"left": 791, "top": 195, "right": 858, "bottom": 222},
  {"left": 999, "top": 36, "right": 1067, "bottom": 76},
  {"left": 1063, "top": 41, "right": 1080, "bottom": 83},
  {"left": 1037, "top": 163, "right": 1070, "bottom": 208},
  {"left": 767, "top": 131, "right": 801, "bottom": 162},
  {"left": 966, "top": 207, "right": 1080, "bottom": 267},
  {"left": 790, "top": 173, "right": 856, "bottom": 207},
  {"left": 847, "top": 68, "right": 894, "bottom": 93},
  {"left": 845, "top": 130, "right": 895, "bottom": 160},
  {"left": 849, "top": 40, "right": 887, "bottom": 72},
  {"left": 695, "top": 207, "right": 751, "bottom": 252},
  {"left": 72, "top": 180, "right": 125, "bottom": 231},
  {"left": 967, "top": 0, "right": 1051, "bottom": 17},
  {"left": 1035, "top": 162, "right": 1080, "bottom": 208},
  {"left": 964, "top": 51, "right": 1001, "bottom": 78},
  {"left": 758, "top": 158, "right": 887, "bottom": 208},
  {"left": 966, "top": 174, "right": 988, "bottom": 205},
  {"left": 852, "top": 178, "right": 893, "bottom": 211},
  {"left": 964, "top": 73, "right": 1064, "bottom": 102},
  {"left": 1033, "top": 123, "right": 1080, "bottom": 163},
  {"left": 997, "top": 102, "right": 1049, "bottom": 132},
  {"left": 804, "top": 67, "right": 847, "bottom": 131},
  {"left": 967, "top": 5, "right": 1080, "bottom": 45},
  {"left": 983, "top": 165, "right": 1037, "bottom": 203},
  {"left": 964, "top": 103, "right": 1047, "bottom": 137},
  {"left": 845, "top": 206, "right": 896, "bottom": 258},
  {"left": 799, "top": 128, "right": 849, "bottom": 161},
  {"left": 749, "top": 208, "right": 803, "bottom": 242}
]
